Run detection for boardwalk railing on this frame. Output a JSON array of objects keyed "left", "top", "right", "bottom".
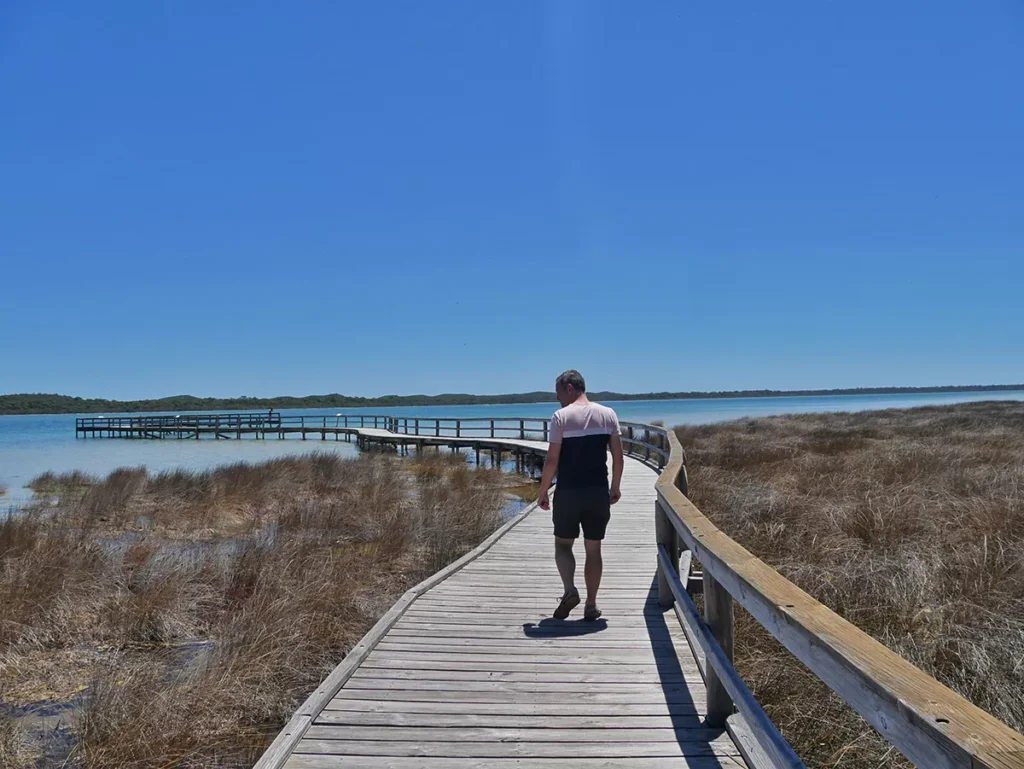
[
  {"left": 644, "top": 423, "right": 1024, "bottom": 768},
  {"left": 77, "top": 413, "right": 399, "bottom": 433},
  {"left": 75, "top": 413, "right": 671, "bottom": 466}
]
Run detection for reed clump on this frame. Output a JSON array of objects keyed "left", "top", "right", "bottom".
[
  {"left": 676, "top": 400, "right": 1024, "bottom": 767},
  {"left": 2, "top": 451, "right": 515, "bottom": 767},
  {"left": 28, "top": 470, "right": 96, "bottom": 495}
]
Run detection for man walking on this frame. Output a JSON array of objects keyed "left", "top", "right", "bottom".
[{"left": 538, "top": 370, "right": 623, "bottom": 621}]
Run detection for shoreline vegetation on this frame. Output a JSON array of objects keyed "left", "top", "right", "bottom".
[
  {"left": 678, "top": 401, "right": 1024, "bottom": 767},
  {"left": 0, "top": 451, "right": 522, "bottom": 767},
  {"left": 2, "top": 383, "right": 1023, "bottom": 415}
]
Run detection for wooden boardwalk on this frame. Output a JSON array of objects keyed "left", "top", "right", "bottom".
[{"left": 269, "top": 454, "right": 745, "bottom": 768}]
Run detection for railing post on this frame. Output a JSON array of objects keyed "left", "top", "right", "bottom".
[
  {"left": 543, "top": 420, "right": 548, "bottom": 442},
  {"left": 490, "top": 420, "right": 495, "bottom": 439},
  {"left": 655, "top": 501, "right": 677, "bottom": 609},
  {"left": 677, "top": 451, "right": 689, "bottom": 496},
  {"left": 519, "top": 419, "right": 525, "bottom": 439},
  {"left": 456, "top": 420, "right": 461, "bottom": 438},
  {"left": 704, "top": 571, "right": 735, "bottom": 727},
  {"left": 415, "top": 418, "right": 420, "bottom": 436}
]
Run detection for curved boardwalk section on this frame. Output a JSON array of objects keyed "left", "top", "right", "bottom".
[{"left": 266, "top": 456, "right": 745, "bottom": 769}]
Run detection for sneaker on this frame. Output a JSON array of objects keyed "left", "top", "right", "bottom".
[
  {"left": 553, "top": 590, "right": 580, "bottom": 619},
  {"left": 583, "top": 603, "right": 602, "bottom": 621}
]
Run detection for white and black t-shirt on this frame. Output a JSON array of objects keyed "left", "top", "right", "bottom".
[{"left": 549, "top": 402, "right": 620, "bottom": 490}]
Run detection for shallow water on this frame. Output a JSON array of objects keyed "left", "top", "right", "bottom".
[{"left": 3, "top": 391, "right": 1023, "bottom": 508}]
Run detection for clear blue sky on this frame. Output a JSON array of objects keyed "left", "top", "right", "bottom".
[{"left": 2, "top": 2, "right": 1022, "bottom": 399}]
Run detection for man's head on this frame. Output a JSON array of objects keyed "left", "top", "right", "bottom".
[{"left": 555, "top": 369, "right": 586, "bottom": 407}]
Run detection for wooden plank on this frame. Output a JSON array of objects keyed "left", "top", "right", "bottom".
[
  {"left": 348, "top": 667, "right": 700, "bottom": 684},
  {"left": 425, "top": 583, "right": 656, "bottom": 590},
  {"left": 313, "top": 710, "right": 705, "bottom": 729},
  {"left": 362, "top": 650, "right": 687, "bottom": 664},
  {"left": 303, "top": 725, "right": 735, "bottom": 744},
  {"left": 397, "top": 611, "right": 662, "bottom": 623},
  {"left": 341, "top": 678, "right": 700, "bottom": 694},
  {"left": 321, "top": 700, "right": 705, "bottom": 716},
  {"left": 292, "top": 739, "right": 737, "bottom": 758},
  {"left": 356, "top": 660, "right": 681, "bottom": 675},
  {"left": 386, "top": 621, "right": 673, "bottom": 636},
  {"left": 331, "top": 689, "right": 702, "bottom": 704},
  {"left": 285, "top": 756, "right": 747, "bottom": 769},
  {"left": 393, "top": 614, "right": 668, "bottom": 626},
  {"left": 457, "top": 566, "right": 658, "bottom": 574},
  {"left": 404, "top": 604, "right": 659, "bottom": 614},
  {"left": 397, "top": 602, "right": 658, "bottom": 612},
  {"left": 400, "top": 593, "right": 660, "bottom": 603},
  {"left": 373, "top": 637, "right": 680, "bottom": 650},
  {"left": 728, "top": 712, "right": 788, "bottom": 769},
  {"left": 373, "top": 640, "right": 684, "bottom": 654},
  {"left": 348, "top": 668, "right": 699, "bottom": 685}
]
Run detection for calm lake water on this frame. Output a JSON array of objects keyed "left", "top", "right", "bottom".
[{"left": 3, "top": 391, "right": 1023, "bottom": 509}]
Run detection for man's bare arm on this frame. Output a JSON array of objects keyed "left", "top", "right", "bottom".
[
  {"left": 538, "top": 442, "right": 561, "bottom": 510},
  {"left": 608, "top": 432, "right": 624, "bottom": 504}
]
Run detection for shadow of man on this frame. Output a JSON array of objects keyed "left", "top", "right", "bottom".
[{"left": 522, "top": 617, "right": 609, "bottom": 638}]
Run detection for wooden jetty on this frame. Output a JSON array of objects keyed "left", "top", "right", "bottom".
[
  {"left": 75, "top": 413, "right": 1024, "bottom": 767},
  {"left": 74, "top": 413, "right": 668, "bottom": 477}
]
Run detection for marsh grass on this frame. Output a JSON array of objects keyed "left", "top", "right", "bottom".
[
  {"left": 0, "top": 710, "right": 27, "bottom": 768},
  {"left": 28, "top": 470, "right": 95, "bottom": 495},
  {"left": 676, "top": 401, "right": 1024, "bottom": 767},
  {"left": 3, "top": 451, "right": 516, "bottom": 767}
]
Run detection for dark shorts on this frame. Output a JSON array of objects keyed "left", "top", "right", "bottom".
[{"left": 553, "top": 486, "right": 611, "bottom": 540}]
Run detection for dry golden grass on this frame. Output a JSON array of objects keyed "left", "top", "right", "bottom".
[
  {"left": 676, "top": 400, "right": 1024, "bottom": 767},
  {"left": 27, "top": 470, "right": 95, "bottom": 495},
  {"left": 2, "top": 451, "right": 514, "bottom": 767},
  {"left": 0, "top": 708, "right": 26, "bottom": 769}
]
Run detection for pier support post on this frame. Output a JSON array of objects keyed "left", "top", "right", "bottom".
[
  {"left": 656, "top": 502, "right": 678, "bottom": 610},
  {"left": 704, "top": 572, "right": 735, "bottom": 727}
]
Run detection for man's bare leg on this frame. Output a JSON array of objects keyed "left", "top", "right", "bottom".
[
  {"left": 553, "top": 537, "right": 581, "bottom": 618},
  {"left": 554, "top": 537, "right": 577, "bottom": 594},
  {"left": 583, "top": 538, "right": 603, "bottom": 619}
]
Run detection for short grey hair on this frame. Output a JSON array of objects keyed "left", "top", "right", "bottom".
[{"left": 555, "top": 369, "right": 586, "bottom": 393}]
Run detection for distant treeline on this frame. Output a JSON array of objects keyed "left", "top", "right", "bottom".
[{"left": 2, "top": 385, "right": 1023, "bottom": 416}]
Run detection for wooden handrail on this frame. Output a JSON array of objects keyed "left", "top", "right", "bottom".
[{"left": 654, "top": 427, "right": 1024, "bottom": 768}]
